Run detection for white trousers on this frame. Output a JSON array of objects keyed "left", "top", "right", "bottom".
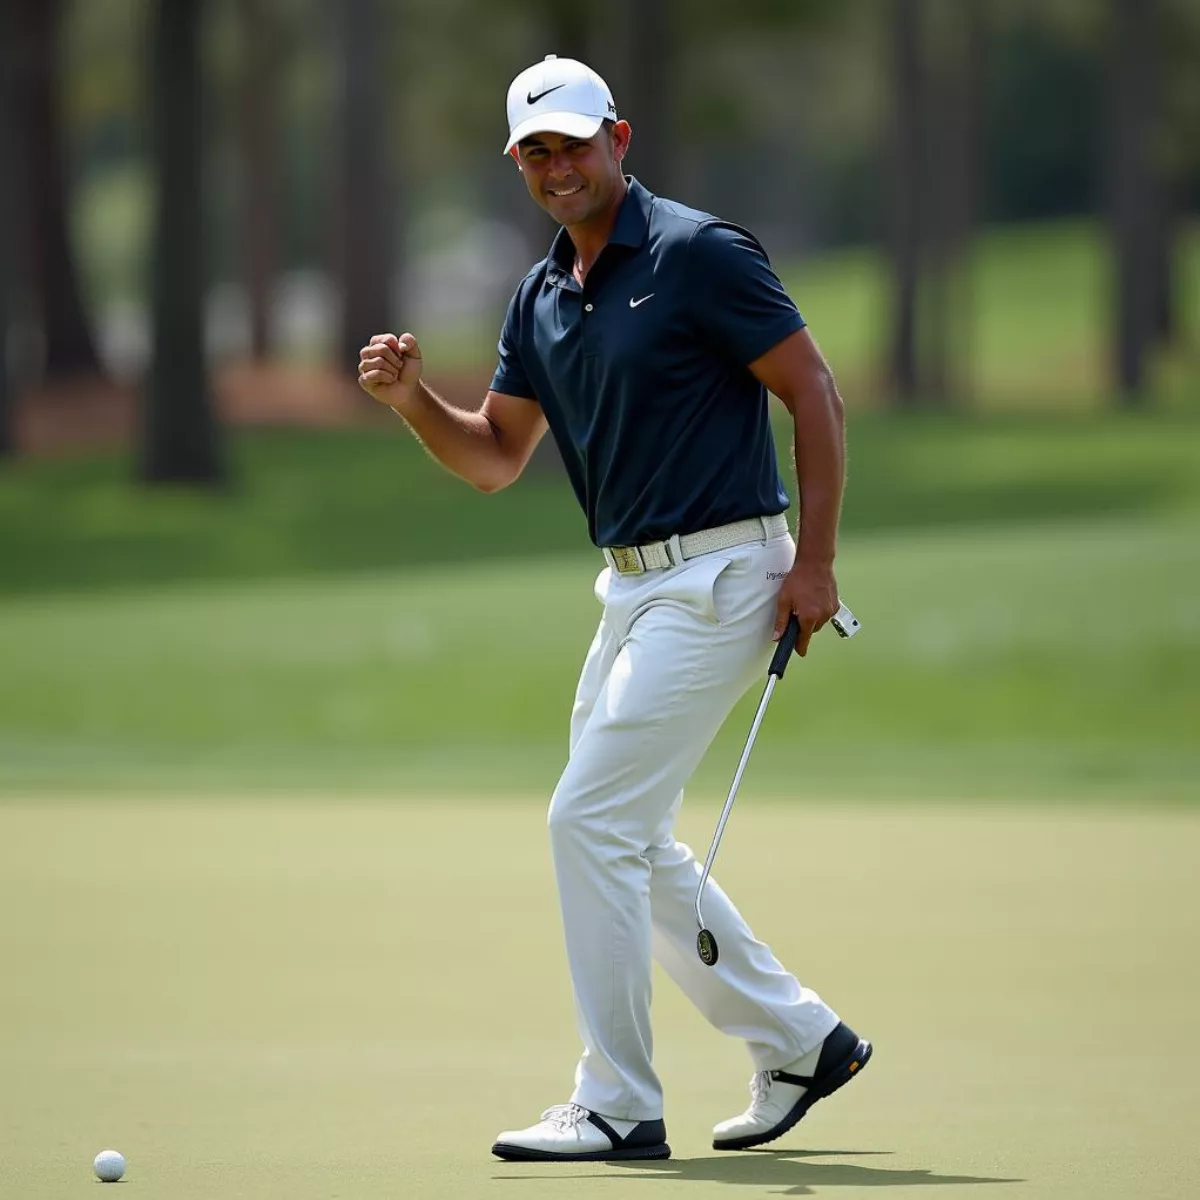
[{"left": 548, "top": 529, "right": 840, "bottom": 1122}]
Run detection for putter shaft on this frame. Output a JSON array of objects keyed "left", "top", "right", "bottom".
[
  {"left": 694, "top": 673, "right": 779, "bottom": 932},
  {"left": 694, "top": 604, "right": 860, "bottom": 937}
]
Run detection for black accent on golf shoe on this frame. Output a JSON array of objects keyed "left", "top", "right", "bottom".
[
  {"left": 587, "top": 1114, "right": 669, "bottom": 1154},
  {"left": 491, "top": 1116, "right": 671, "bottom": 1162},
  {"left": 769, "top": 1020, "right": 864, "bottom": 1088},
  {"left": 713, "top": 1021, "right": 873, "bottom": 1152}
]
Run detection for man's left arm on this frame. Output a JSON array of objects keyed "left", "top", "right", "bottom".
[{"left": 749, "top": 327, "right": 846, "bottom": 657}]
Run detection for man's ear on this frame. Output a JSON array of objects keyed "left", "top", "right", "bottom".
[
  {"left": 611, "top": 119, "right": 632, "bottom": 164},
  {"left": 509, "top": 146, "right": 522, "bottom": 171}
]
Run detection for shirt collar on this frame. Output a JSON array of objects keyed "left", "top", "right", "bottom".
[
  {"left": 547, "top": 176, "right": 652, "bottom": 274},
  {"left": 609, "top": 177, "right": 652, "bottom": 248}
]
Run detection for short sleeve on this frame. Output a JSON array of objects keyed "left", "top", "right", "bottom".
[
  {"left": 684, "top": 222, "right": 806, "bottom": 366},
  {"left": 488, "top": 289, "right": 538, "bottom": 400}
]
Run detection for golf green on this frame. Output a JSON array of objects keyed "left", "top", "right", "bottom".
[{"left": 2, "top": 798, "right": 1195, "bottom": 1198}]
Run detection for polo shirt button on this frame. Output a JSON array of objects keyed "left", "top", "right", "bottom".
[{"left": 584, "top": 303, "right": 594, "bottom": 312}]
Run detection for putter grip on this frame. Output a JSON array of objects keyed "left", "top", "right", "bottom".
[{"left": 769, "top": 614, "right": 801, "bottom": 678}]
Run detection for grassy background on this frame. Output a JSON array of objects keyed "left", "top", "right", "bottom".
[
  {"left": 2, "top": 412, "right": 1198, "bottom": 595},
  {"left": 1, "top": 410, "right": 1197, "bottom": 801},
  {"left": 0, "top": 508, "right": 1197, "bottom": 801}
]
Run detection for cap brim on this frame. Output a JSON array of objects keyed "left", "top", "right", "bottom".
[{"left": 504, "top": 111, "right": 604, "bottom": 154}]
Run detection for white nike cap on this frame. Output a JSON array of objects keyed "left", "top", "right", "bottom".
[{"left": 504, "top": 55, "right": 617, "bottom": 154}]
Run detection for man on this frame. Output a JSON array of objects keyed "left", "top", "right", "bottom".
[{"left": 358, "top": 55, "right": 871, "bottom": 1163}]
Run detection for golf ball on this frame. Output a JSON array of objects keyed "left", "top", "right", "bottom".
[{"left": 93, "top": 1150, "right": 125, "bottom": 1183}]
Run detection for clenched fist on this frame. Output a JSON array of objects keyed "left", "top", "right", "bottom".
[{"left": 358, "top": 332, "right": 423, "bottom": 408}]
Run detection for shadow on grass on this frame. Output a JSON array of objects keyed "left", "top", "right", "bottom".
[{"left": 494, "top": 1147, "right": 1023, "bottom": 1193}]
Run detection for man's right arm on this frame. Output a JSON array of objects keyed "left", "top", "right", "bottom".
[{"left": 359, "top": 332, "right": 547, "bottom": 493}]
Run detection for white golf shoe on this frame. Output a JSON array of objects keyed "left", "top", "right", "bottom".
[
  {"left": 713, "top": 1021, "right": 872, "bottom": 1151},
  {"left": 491, "top": 1102, "right": 671, "bottom": 1161}
]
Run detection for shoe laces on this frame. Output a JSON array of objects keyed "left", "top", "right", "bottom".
[
  {"left": 540, "top": 1103, "right": 590, "bottom": 1132},
  {"left": 749, "top": 1071, "right": 772, "bottom": 1107}
]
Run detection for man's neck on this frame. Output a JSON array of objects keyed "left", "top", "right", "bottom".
[{"left": 566, "top": 176, "right": 628, "bottom": 278}]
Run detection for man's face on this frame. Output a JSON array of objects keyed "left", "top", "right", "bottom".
[{"left": 513, "top": 122, "right": 630, "bottom": 225}]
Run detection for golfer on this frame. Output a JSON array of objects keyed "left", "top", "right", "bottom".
[{"left": 358, "top": 55, "right": 871, "bottom": 1162}]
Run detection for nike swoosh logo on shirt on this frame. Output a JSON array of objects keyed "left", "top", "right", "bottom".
[
  {"left": 527, "top": 84, "right": 566, "bottom": 104},
  {"left": 629, "top": 294, "right": 655, "bottom": 308}
]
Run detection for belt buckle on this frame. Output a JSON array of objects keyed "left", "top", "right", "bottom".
[{"left": 610, "top": 545, "right": 645, "bottom": 575}]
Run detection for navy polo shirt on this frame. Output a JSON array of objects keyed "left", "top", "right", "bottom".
[{"left": 489, "top": 177, "right": 802, "bottom": 548}]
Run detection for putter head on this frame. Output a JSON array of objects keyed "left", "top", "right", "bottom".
[
  {"left": 830, "top": 603, "right": 861, "bottom": 638},
  {"left": 697, "top": 928, "right": 719, "bottom": 966}
]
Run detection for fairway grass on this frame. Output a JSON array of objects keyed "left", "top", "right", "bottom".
[
  {"left": 4, "top": 411, "right": 1199, "bottom": 599},
  {"left": 1, "top": 799, "right": 1196, "bottom": 1199},
  {"left": 1, "top": 512, "right": 1196, "bottom": 801}
]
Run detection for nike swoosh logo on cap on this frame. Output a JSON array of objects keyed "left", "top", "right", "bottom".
[{"left": 527, "top": 84, "right": 566, "bottom": 104}]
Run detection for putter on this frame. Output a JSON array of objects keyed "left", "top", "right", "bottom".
[{"left": 695, "top": 602, "right": 861, "bottom": 967}]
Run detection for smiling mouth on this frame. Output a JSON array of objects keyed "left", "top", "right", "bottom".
[{"left": 548, "top": 184, "right": 584, "bottom": 198}]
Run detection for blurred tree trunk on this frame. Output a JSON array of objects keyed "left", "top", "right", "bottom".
[
  {"left": 924, "top": 0, "right": 983, "bottom": 408},
  {"left": 239, "top": 0, "right": 281, "bottom": 359},
  {"left": 0, "top": 234, "right": 11, "bottom": 459},
  {"left": 13, "top": 0, "right": 102, "bottom": 379},
  {"left": 0, "top": 286, "right": 10, "bottom": 456},
  {"left": 0, "top": 0, "right": 16, "bottom": 457},
  {"left": 1106, "top": 0, "right": 1158, "bottom": 404},
  {"left": 1146, "top": 0, "right": 1177, "bottom": 349},
  {"left": 610, "top": 0, "right": 674, "bottom": 194},
  {"left": 0, "top": 223, "right": 10, "bottom": 452},
  {"left": 336, "top": 0, "right": 397, "bottom": 371},
  {"left": 140, "top": 0, "right": 224, "bottom": 485},
  {"left": 886, "top": 0, "right": 923, "bottom": 406},
  {"left": 544, "top": 1, "right": 594, "bottom": 60}
]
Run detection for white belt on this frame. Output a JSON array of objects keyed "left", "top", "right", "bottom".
[{"left": 602, "top": 513, "right": 790, "bottom": 576}]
